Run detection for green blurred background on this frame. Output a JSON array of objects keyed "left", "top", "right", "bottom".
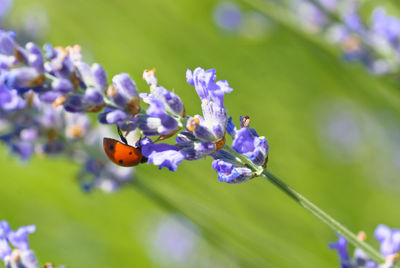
[{"left": 2, "top": 0, "right": 400, "bottom": 267}]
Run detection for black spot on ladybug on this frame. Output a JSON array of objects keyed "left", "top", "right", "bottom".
[
  {"left": 119, "top": 160, "right": 123, "bottom": 164},
  {"left": 109, "top": 145, "right": 114, "bottom": 151},
  {"left": 129, "top": 151, "right": 132, "bottom": 155}
]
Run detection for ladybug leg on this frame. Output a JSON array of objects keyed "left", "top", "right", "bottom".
[{"left": 117, "top": 125, "right": 128, "bottom": 145}]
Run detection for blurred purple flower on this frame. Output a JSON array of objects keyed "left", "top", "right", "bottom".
[
  {"left": 371, "top": 8, "right": 400, "bottom": 43},
  {"left": 0, "top": 0, "right": 12, "bottom": 19},
  {"left": 375, "top": 224, "right": 400, "bottom": 257},
  {"left": 329, "top": 234, "right": 354, "bottom": 268},
  {"left": 0, "top": 220, "right": 38, "bottom": 268},
  {"left": 213, "top": 1, "right": 242, "bottom": 31},
  {"left": 147, "top": 214, "right": 199, "bottom": 266}
]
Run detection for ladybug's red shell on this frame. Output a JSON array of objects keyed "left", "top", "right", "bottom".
[{"left": 103, "top": 138, "right": 143, "bottom": 167}]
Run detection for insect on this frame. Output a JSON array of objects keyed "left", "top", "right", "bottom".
[{"left": 103, "top": 126, "right": 147, "bottom": 167}]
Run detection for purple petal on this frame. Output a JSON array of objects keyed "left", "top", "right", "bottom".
[
  {"left": 141, "top": 141, "right": 184, "bottom": 171},
  {"left": 0, "top": 238, "right": 11, "bottom": 261},
  {"left": 0, "top": 221, "right": 10, "bottom": 237},
  {"left": 92, "top": 63, "right": 107, "bottom": 90},
  {"left": 8, "top": 225, "right": 36, "bottom": 250},
  {"left": 112, "top": 73, "right": 137, "bottom": 98}
]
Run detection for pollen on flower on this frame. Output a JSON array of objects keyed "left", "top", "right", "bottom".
[
  {"left": 65, "top": 44, "right": 82, "bottom": 62},
  {"left": 143, "top": 68, "right": 157, "bottom": 87},
  {"left": 357, "top": 231, "right": 367, "bottom": 241},
  {"left": 26, "top": 74, "right": 46, "bottom": 87},
  {"left": 126, "top": 98, "right": 140, "bottom": 116},
  {"left": 53, "top": 95, "right": 66, "bottom": 107},
  {"left": 53, "top": 47, "right": 68, "bottom": 70},
  {"left": 87, "top": 104, "right": 105, "bottom": 113},
  {"left": 342, "top": 35, "right": 361, "bottom": 53},
  {"left": 66, "top": 125, "right": 84, "bottom": 139},
  {"left": 186, "top": 117, "right": 200, "bottom": 132},
  {"left": 215, "top": 136, "right": 225, "bottom": 150},
  {"left": 26, "top": 91, "right": 35, "bottom": 107},
  {"left": 11, "top": 249, "right": 21, "bottom": 263},
  {"left": 106, "top": 85, "right": 118, "bottom": 97}
]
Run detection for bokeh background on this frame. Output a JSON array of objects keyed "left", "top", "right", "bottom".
[{"left": 1, "top": 0, "right": 400, "bottom": 267}]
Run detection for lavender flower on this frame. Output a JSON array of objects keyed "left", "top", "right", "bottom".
[
  {"left": 0, "top": 0, "right": 12, "bottom": 19},
  {"left": 0, "top": 220, "right": 38, "bottom": 268},
  {"left": 375, "top": 225, "right": 400, "bottom": 257},
  {"left": 1, "top": 28, "right": 271, "bottom": 187},
  {"left": 330, "top": 227, "right": 400, "bottom": 268},
  {"left": 138, "top": 69, "right": 184, "bottom": 138},
  {"left": 140, "top": 137, "right": 184, "bottom": 171},
  {"left": 211, "top": 116, "right": 268, "bottom": 183},
  {"left": 136, "top": 67, "right": 269, "bottom": 183},
  {"left": 329, "top": 234, "right": 354, "bottom": 268},
  {"left": 145, "top": 214, "right": 199, "bottom": 266},
  {"left": 0, "top": 29, "right": 140, "bottom": 191},
  {"left": 213, "top": 2, "right": 242, "bottom": 31},
  {"left": 175, "top": 67, "right": 232, "bottom": 160}
]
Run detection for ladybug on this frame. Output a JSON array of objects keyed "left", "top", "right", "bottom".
[{"left": 103, "top": 126, "right": 147, "bottom": 167}]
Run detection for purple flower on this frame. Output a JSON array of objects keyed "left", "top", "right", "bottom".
[
  {"left": 139, "top": 69, "right": 184, "bottom": 137},
  {"left": 0, "top": 30, "right": 16, "bottom": 56},
  {"left": 107, "top": 73, "right": 139, "bottom": 113},
  {"left": 8, "top": 225, "right": 36, "bottom": 251},
  {"left": 212, "top": 156, "right": 253, "bottom": 184},
  {"left": 176, "top": 134, "right": 216, "bottom": 160},
  {"left": 0, "top": 220, "right": 37, "bottom": 266},
  {"left": 52, "top": 78, "right": 73, "bottom": 94},
  {"left": 0, "top": 238, "right": 11, "bottom": 261},
  {"left": 0, "top": 221, "right": 10, "bottom": 237},
  {"left": 329, "top": 226, "right": 400, "bottom": 268},
  {"left": 213, "top": 2, "right": 242, "bottom": 31},
  {"left": 209, "top": 116, "right": 268, "bottom": 183},
  {"left": 25, "top": 42, "right": 44, "bottom": 73},
  {"left": 92, "top": 63, "right": 107, "bottom": 90},
  {"left": 374, "top": 224, "right": 400, "bottom": 257},
  {"left": 0, "top": 0, "right": 12, "bottom": 19},
  {"left": 329, "top": 234, "right": 354, "bottom": 268},
  {"left": 64, "top": 112, "right": 90, "bottom": 140},
  {"left": 185, "top": 67, "right": 232, "bottom": 139},
  {"left": 98, "top": 107, "right": 129, "bottom": 124},
  {"left": 139, "top": 99, "right": 179, "bottom": 136},
  {"left": 84, "top": 87, "right": 104, "bottom": 106},
  {"left": 63, "top": 94, "right": 89, "bottom": 113},
  {"left": 186, "top": 67, "right": 232, "bottom": 107},
  {"left": 371, "top": 8, "right": 400, "bottom": 42},
  {"left": 344, "top": 13, "right": 363, "bottom": 32},
  {"left": 0, "top": 85, "right": 25, "bottom": 111},
  {"left": 4, "top": 67, "right": 45, "bottom": 93},
  {"left": 147, "top": 214, "right": 199, "bottom": 266},
  {"left": 231, "top": 116, "right": 268, "bottom": 167},
  {"left": 175, "top": 67, "right": 233, "bottom": 161},
  {"left": 140, "top": 138, "right": 184, "bottom": 171},
  {"left": 317, "top": 0, "right": 337, "bottom": 11}
]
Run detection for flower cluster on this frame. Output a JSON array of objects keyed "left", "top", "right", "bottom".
[
  {"left": 330, "top": 224, "right": 400, "bottom": 268},
  {"left": 0, "top": 220, "right": 37, "bottom": 268},
  {"left": 0, "top": 29, "right": 133, "bottom": 192},
  {"left": 288, "top": 0, "right": 400, "bottom": 75},
  {"left": 0, "top": 220, "right": 65, "bottom": 268},
  {"left": 0, "top": 28, "right": 269, "bottom": 186},
  {"left": 137, "top": 67, "right": 269, "bottom": 183}
]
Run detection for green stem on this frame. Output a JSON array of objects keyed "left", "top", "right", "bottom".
[{"left": 262, "top": 169, "right": 386, "bottom": 264}]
